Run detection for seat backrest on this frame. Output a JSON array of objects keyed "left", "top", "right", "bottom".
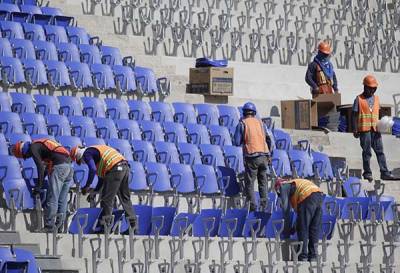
[
  {"left": 93, "top": 117, "right": 118, "bottom": 139},
  {"left": 21, "top": 112, "right": 48, "bottom": 135},
  {"left": 69, "top": 116, "right": 97, "bottom": 139},
  {"left": 131, "top": 140, "right": 156, "bottom": 163},
  {"left": 208, "top": 125, "right": 232, "bottom": 146},
  {"left": 271, "top": 149, "right": 292, "bottom": 177},
  {"left": 149, "top": 102, "right": 174, "bottom": 123},
  {"left": 46, "top": 114, "right": 71, "bottom": 137},
  {"left": 127, "top": 100, "right": 151, "bottom": 121},
  {"left": 66, "top": 26, "right": 90, "bottom": 45},
  {"left": 79, "top": 44, "right": 102, "bottom": 64},
  {"left": 107, "top": 138, "right": 134, "bottom": 161},
  {"left": 100, "top": 45, "right": 123, "bottom": 66},
  {"left": 34, "top": 94, "right": 59, "bottom": 116},
  {"left": 43, "top": 60, "right": 71, "bottom": 88},
  {"left": 0, "top": 37, "right": 13, "bottom": 57},
  {"left": 20, "top": 4, "right": 41, "bottom": 14},
  {"left": 58, "top": 95, "right": 82, "bottom": 117},
  {"left": 172, "top": 102, "right": 197, "bottom": 125},
  {"left": 33, "top": 40, "right": 58, "bottom": 61},
  {"left": 120, "top": 205, "right": 152, "bottom": 235},
  {"left": 44, "top": 25, "right": 68, "bottom": 44},
  {"left": 194, "top": 103, "right": 220, "bottom": 126},
  {"left": 114, "top": 119, "right": 141, "bottom": 141},
  {"left": 134, "top": 66, "right": 158, "bottom": 94},
  {"left": 81, "top": 97, "right": 106, "bottom": 118},
  {"left": 56, "top": 42, "right": 80, "bottom": 62},
  {"left": 140, "top": 120, "right": 165, "bottom": 143},
  {"left": 145, "top": 162, "right": 172, "bottom": 192},
  {"left": 22, "top": 23, "right": 46, "bottom": 41},
  {"left": 0, "top": 56, "right": 26, "bottom": 84},
  {"left": 218, "top": 208, "right": 248, "bottom": 237},
  {"left": 222, "top": 145, "right": 244, "bottom": 173},
  {"left": 192, "top": 209, "right": 222, "bottom": 237},
  {"left": 177, "top": 143, "right": 202, "bottom": 165},
  {"left": 21, "top": 59, "right": 48, "bottom": 87},
  {"left": 104, "top": 98, "right": 129, "bottom": 120},
  {"left": 0, "top": 91, "right": 12, "bottom": 111},
  {"left": 68, "top": 207, "right": 103, "bottom": 234},
  {"left": 56, "top": 135, "right": 82, "bottom": 150},
  {"left": 150, "top": 206, "right": 176, "bottom": 236},
  {"left": 192, "top": 164, "right": 219, "bottom": 194},
  {"left": 217, "top": 105, "right": 240, "bottom": 128},
  {"left": 112, "top": 65, "right": 137, "bottom": 93},
  {"left": 154, "top": 141, "right": 180, "bottom": 164},
  {"left": 216, "top": 166, "right": 241, "bottom": 197},
  {"left": 199, "top": 144, "right": 225, "bottom": 167},
  {"left": 0, "top": 111, "right": 24, "bottom": 137},
  {"left": 10, "top": 38, "right": 36, "bottom": 60},
  {"left": 90, "top": 63, "right": 116, "bottom": 91},
  {"left": 169, "top": 163, "right": 196, "bottom": 194},
  {"left": 127, "top": 161, "right": 147, "bottom": 192},
  {"left": 288, "top": 149, "right": 314, "bottom": 178},
  {"left": 0, "top": 133, "right": 8, "bottom": 155},
  {"left": 186, "top": 123, "right": 210, "bottom": 145},
  {"left": 65, "top": 61, "right": 94, "bottom": 89},
  {"left": 0, "top": 21, "right": 24, "bottom": 39},
  {"left": 163, "top": 121, "right": 187, "bottom": 144}
]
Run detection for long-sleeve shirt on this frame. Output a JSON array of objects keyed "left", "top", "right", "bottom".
[
  {"left": 278, "top": 183, "right": 296, "bottom": 237},
  {"left": 82, "top": 148, "right": 102, "bottom": 189},
  {"left": 29, "top": 143, "right": 70, "bottom": 188},
  {"left": 305, "top": 61, "right": 338, "bottom": 92}
]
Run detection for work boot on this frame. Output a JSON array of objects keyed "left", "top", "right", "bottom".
[
  {"left": 381, "top": 172, "right": 398, "bottom": 181},
  {"left": 363, "top": 173, "right": 373, "bottom": 182}
]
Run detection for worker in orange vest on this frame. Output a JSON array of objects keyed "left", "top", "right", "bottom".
[
  {"left": 275, "top": 178, "right": 324, "bottom": 262},
  {"left": 70, "top": 145, "right": 136, "bottom": 227},
  {"left": 233, "top": 102, "right": 272, "bottom": 211},
  {"left": 305, "top": 41, "right": 339, "bottom": 96},
  {"left": 12, "top": 138, "right": 73, "bottom": 231},
  {"left": 352, "top": 75, "right": 396, "bottom": 182}
]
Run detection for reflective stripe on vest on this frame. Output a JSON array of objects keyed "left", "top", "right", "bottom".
[
  {"left": 289, "top": 179, "right": 321, "bottom": 211},
  {"left": 316, "top": 64, "right": 333, "bottom": 94},
  {"left": 93, "top": 145, "right": 125, "bottom": 178},
  {"left": 243, "top": 117, "right": 269, "bottom": 155},
  {"left": 357, "top": 95, "right": 379, "bottom": 132},
  {"left": 33, "top": 138, "right": 70, "bottom": 173}
]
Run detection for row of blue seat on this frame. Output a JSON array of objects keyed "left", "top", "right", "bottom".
[
  {"left": 0, "top": 3, "right": 61, "bottom": 15},
  {"left": 0, "top": 246, "right": 39, "bottom": 273}
]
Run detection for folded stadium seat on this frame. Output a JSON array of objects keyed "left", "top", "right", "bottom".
[
  {"left": 341, "top": 197, "right": 370, "bottom": 221},
  {"left": 177, "top": 142, "right": 202, "bottom": 165},
  {"left": 31, "top": 14, "right": 52, "bottom": 26},
  {"left": 243, "top": 211, "right": 272, "bottom": 238},
  {"left": 145, "top": 162, "right": 174, "bottom": 195},
  {"left": 0, "top": 111, "right": 24, "bottom": 138},
  {"left": 0, "top": 155, "right": 34, "bottom": 210},
  {"left": 140, "top": 120, "right": 165, "bottom": 143},
  {"left": 217, "top": 105, "right": 240, "bottom": 129},
  {"left": 10, "top": 38, "right": 36, "bottom": 60},
  {"left": 199, "top": 144, "right": 226, "bottom": 167},
  {"left": 192, "top": 209, "right": 222, "bottom": 237},
  {"left": 79, "top": 44, "right": 102, "bottom": 65},
  {"left": 163, "top": 122, "right": 187, "bottom": 144},
  {"left": 0, "top": 3, "right": 19, "bottom": 12},
  {"left": 20, "top": 112, "right": 48, "bottom": 135},
  {"left": 170, "top": 212, "right": 198, "bottom": 237},
  {"left": 69, "top": 115, "right": 97, "bottom": 139},
  {"left": 288, "top": 148, "right": 314, "bottom": 178},
  {"left": 68, "top": 207, "right": 103, "bottom": 234},
  {"left": 343, "top": 177, "right": 366, "bottom": 197},
  {"left": 218, "top": 208, "right": 248, "bottom": 238},
  {"left": 127, "top": 100, "right": 151, "bottom": 121},
  {"left": 112, "top": 65, "right": 137, "bottom": 95},
  {"left": 0, "top": 10, "right": 8, "bottom": 20},
  {"left": 169, "top": 163, "right": 197, "bottom": 195},
  {"left": 34, "top": 94, "right": 59, "bottom": 116},
  {"left": 90, "top": 63, "right": 116, "bottom": 93},
  {"left": 22, "top": 22, "right": 45, "bottom": 41},
  {"left": 265, "top": 210, "right": 295, "bottom": 239},
  {"left": 52, "top": 15, "right": 74, "bottom": 28},
  {"left": 20, "top": 4, "right": 41, "bottom": 14},
  {"left": 319, "top": 214, "right": 337, "bottom": 240},
  {"left": 115, "top": 119, "right": 141, "bottom": 141},
  {"left": 66, "top": 26, "right": 99, "bottom": 45},
  {"left": 194, "top": 103, "right": 220, "bottom": 126},
  {"left": 82, "top": 137, "right": 105, "bottom": 146},
  {"left": 21, "top": 59, "right": 48, "bottom": 90},
  {"left": 192, "top": 164, "right": 220, "bottom": 196},
  {"left": 33, "top": 40, "right": 58, "bottom": 61},
  {"left": 0, "top": 91, "right": 11, "bottom": 111},
  {"left": 271, "top": 149, "right": 292, "bottom": 177},
  {"left": 0, "top": 21, "right": 24, "bottom": 39},
  {"left": 154, "top": 141, "right": 180, "bottom": 164},
  {"left": 43, "top": 60, "right": 71, "bottom": 91},
  {"left": 120, "top": 205, "right": 152, "bottom": 235},
  {"left": 100, "top": 45, "right": 127, "bottom": 66},
  {"left": 127, "top": 160, "right": 148, "bottom": 192},
  {"left": 208, "top": 125, "right": 232, "bottom": 146},
  {"left": 0, "top": 133, "right": 8, "bottom": 155},
  {"left": 10, "top": 92, "right": 35, "bottom": 113},
  {"left": 0, "top": 56, "right": 26, "bottom": 89},
  {"left": 131, "top": 140, "right": 156, "bottom": 163},
  {"left": 58, "top": 95, "right": 82, "bottom": 117},
  {"left": 65, "top": 61, "right": 94, "bottom": 91},
  {"left": 172, "top": 102, "right": 197, "bottom": 125},
  {"left": 273, "top": 128, "right": 292, "bottom": 151},
  {"left": 322, "top": 196, "right": 344, "bottom": 218},
  {"left": 43, "top": 25, "right": 68, "bottom": 44},
  {"left": 93, "top": 117, "right": 118, "bottom": 139},
  {"left": 8, "top": 133, "right": 31, "bottom": 145},
  {"left": 72, "top": 162, "right": 99, "bottom": 189},
  {"left": 40, "top": 6, "right": 62, "bottom": 16},
  {"left": 0, "top": 38, "right": 14, "bottom": 57},
  {"left": 14, "top": 248, "right": 41, "bottom": 273},
  {"left": 186, "top": 123, "right": 210, "bottom": 145},
  {"left": 134, "top": 66, "right": 158, "bottom": 99},
  {"left": 103, "top": 98, "right": 129, "bottom": 120},
  {"left": 107, "top": 138, "right": 134, "bottom": 161},
  {"left": 10, "top": 11, "right": 31, "bottom": 23},
  {"left": 149, "top": 206, "right": 177, "bottom": 236},
  {"left": 80, "top": 97, "right": 106, "bottom": 118},
  {"left": 56, "top": 42, "right": 81, "bottom": 62},
  {"left": 216, "top": 166, "right": 241, "bottom": 199},
  {"left": 311, "top": 151, "right": 334, "bottom": 181},
  {"left": 0, "top": 246, "right": 29, "bottom": 272},
  {"left": 56, "top": 135, "right": 82, "bottom": 150},
  {"left": 149, "top": 101, "right": 174, "bottom": 123},
  {"left": 222, "top": 145, "right": 244, "bottom": 174},
  {"left": 46, "top": 114, "right": 71, "bottom": 137}
]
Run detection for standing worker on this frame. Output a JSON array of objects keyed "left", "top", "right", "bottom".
[
  {"left": 70, "top": 145, "right": 136, "bottom": 227},
  {"left": 275, "top": 178, "right": 323, "bottom": 262},
  {"left": 305, "top": 41, "right": 339, "bottom": 96},
  {"left": 233, "top": 102, "right": 272, "bottom": 211},
  {"left": 352, "top": 75, "right": 397, "bottom": 182},
  {"left": 12, "top": 138, "right": 73, "bottom": 231}
]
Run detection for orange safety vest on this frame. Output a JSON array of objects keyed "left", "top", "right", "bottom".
[
  {"left": 92, "top": 145, "right": 125, "bottom": 178},
  {"left": 243, "top": 117, "right": 269, "bottom": 155},
  {"left": 33, "top": 138, "right": 70, "bottom": 173},
  {"left": 316, "top": 64, "right": 334, "bottom": 94},
  {"left": 290, "top": 179, "right": 322, "bottom": 211},
  {"left": 357, "top": 94, "right": 380, "bottom": 132}
]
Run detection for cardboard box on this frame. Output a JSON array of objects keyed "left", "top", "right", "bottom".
[
  {"left": 281, "top": 100, "right": 318, "bottom": 130},
  {"left": 188, "top": 67, "right": 234, "bottom": 96},
  {"left": 313, "top": 93, "right": 342, "bottom": 117}
]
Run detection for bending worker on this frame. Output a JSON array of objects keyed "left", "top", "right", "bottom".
[
  {"left": 70, "top": 145, "right": 136, "bottom": 227},
  {"left": 305, "top": 41, "right": 339, "bottom": 96},
  {"left": 275, "top": 178, "right": 323, "bottom": 262},
  {"left": 234, "top": 102, "right": 272, "bottom": 211},
  {"left": 352, "top": 75, "right": 396, "bottom": 182},
  {"left": 12, "top": 138, "right": 73, "bottom": 231}
]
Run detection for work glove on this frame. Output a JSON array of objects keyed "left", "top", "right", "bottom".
[
  {"left": 32, "top": 186, "right": 41, "bottom": 196},
  {"left": 353, "top": 131, "right": 360, "bottom": 138},
  {"left": 81, "top": 186, "right": 92, "bottom": 195}
]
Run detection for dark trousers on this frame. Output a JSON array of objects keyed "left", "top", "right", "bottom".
[
  {"left": 100, "top": 163, "right": 136, "bottom": 226},
  {"left": 296, "top": 192, "right": 323, "bottom": 261},
  {"left": 359, "top": 131, "right": 389, "bottom": 176},
  {"left": 244, "top": 155, "right": 268, "bottom": 211}
]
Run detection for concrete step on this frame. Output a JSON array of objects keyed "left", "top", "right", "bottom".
[{"left": 0, "top": 231, "right": 21, "bottom": 244}]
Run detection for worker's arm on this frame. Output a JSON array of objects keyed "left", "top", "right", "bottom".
[
  {"left": 82, "top": 152, "right": 97, "bottom": 189},
  {"left": 233, "top": 122, "right": 244, "bottom": 146},
  {"left": 305, "top": 63, "right": 319, "bottom": 94},
  {"left": 352, "top": 98, "right": 359, "bottom": 138},
  {"left": 332, "top": 71, "right": 339, "bottom": 92},
  {"left": 279, "top": 184, "right": 293, "bottom": 237},
  {"left": 30, "top": 144, "right": 46, "bottom": 189}
]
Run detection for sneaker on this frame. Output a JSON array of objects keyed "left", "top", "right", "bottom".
[{"left": 381, "top": 173, "right": 398, "bottom": 181}]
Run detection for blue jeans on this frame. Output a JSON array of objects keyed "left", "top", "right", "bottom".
[
  {"left": 359, "top": 131, "right": 389, "bottom": 176},
  {"left": 45, "top": 163, "right": 73, "bottom": 228}
]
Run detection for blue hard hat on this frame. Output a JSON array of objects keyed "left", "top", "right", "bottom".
[{"left": 242, "top": 102, "right": 257, "bottom": 113}]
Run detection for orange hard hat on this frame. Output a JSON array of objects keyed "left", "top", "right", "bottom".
[
  {"left": 318, "top": 41, "right": 332, "bottom": 55},
  {"left": 12, "top": 141, "right": 25, "bottom": 158},
  {"left": 363, "top": 75, "right": 378, "bottom": 88}
]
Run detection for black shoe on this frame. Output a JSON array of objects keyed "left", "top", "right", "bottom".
[
  {"left": 363, "top": 174, "right": 373, "bottom": 182},
  {"left": 381, "top": 173, "right": 398, "bottom": 181}
]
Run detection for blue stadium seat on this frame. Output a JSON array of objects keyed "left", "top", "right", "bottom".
[
  {"left": 44, "top": 24, "right": 68, "bottom": 44},
  {"left": 194, "top": 103, "right": 220, "bottom": 126},
  {"left": 312, "top": 151, "right": 334, "bottom": 181},
  {"left": 8, "top": 133, "right": 31, "bottom": 145},
  {"left": 34, "top": 94, "right": 59, "bottom": 116},
  {"left": 66, "top": 26, "right": 97, "bottom": 45},
  {"left": 127, "top": 161, "right": 148, "bottom": 192},
  {"left": 0, "top": 246, "right": 29, "bottom": 272},
  {"left": 41, "top": 6, "right": 63, "bottom": 16},
  {"left": 172, "top": 102, "right": 197, "bottom": 125},
  {"left": 273, "top": 128, "right": 292, "bottom": 151},
  {"left": 120, "top": 205, "right": 152, "bottom": 235},
  {"left": 218, "top": 208, "right": 248, "bottom": 237},
  {"left": 0, "top": 133, "right": 8, "bottom": 155},
  {"left": 43, "top": 60, "right": 71, "bottom": 90},
  {"left": 112, "top": 65, "right": 137, "bottom": 94},
  {"left": 33, "top": 40, "right": 58, "bottom": 61},
  {"left": 216, "top": 166, "right": 241, "bottom": 198},
  {"left": 11, "top": 90, "right": 31, "bottom": 108},
  {"left": 31, "top": 14, "right": 52, "bottom": 26},
  {"left": 151, "top": 206, "right": 176, "bottom": 236},
  {"left": 56, "top": 135, "right": 82, "bottom": 150},
  {"left": 68, "top": 207, "right": 103, "bottom": 234},
  {"left": 0, "top": 21, "right": 24, "bottom": 39},
  {"left": 177, "top": 143, "right": 202, "bottom": 165},
  {"left": 21, "top": 112, "right": 48, "bottom": 135},
  {"left": 217, "top": 105, "right": 240, "bottom": 129},
  {"left": 104, "top": 98, "right": 129, "bottom": 120},
  {"left": 10, "top": 38, "right": 36, "bottom": 59},
  {"left": 0, "top": 111, "right": 24, "bottom": 137},
  {"left": 115, "top": 119, "right": 141, "bottom": 141},
  {"left": 199, "top": 144, "right": 226, "bottom": 167},
  {"left": 0, "top": 56, "right": 26, "bottom": 87},
  {"left": 10, "top": 11, "right": 31, "bottom": 23},
  {"left": 154, "top": 141, "right": 180, "bottom": 164},
  {"left": 208, "top": 125, "right": 232, "bottom": 146},
  {"left": 265, "top": 210, "right": 295, "bottom": 239},
  {"left": 14, "top": 248, "right": 40, "bottom": 273},
  {"left": 170, "top": 212, "right": 198, "bottom": 237},
  {"left": 134, "top": 66, "right": 158, "bottom": 97},
  {"left": 140, "top": 120, "right": 165, "bottom": 143},
  {"left": 0, "top": 38, "right": 13, "bottom": 57},
  {"left": 90, "top": 63, "right": 116, "bottom": 93},
  {"left": 20, "top": 4, "right": 41, "bottom": 14},
  {"left": 271, "top": 149, "right": 292, "bottom": 177},
  {"left": 65, "top": 61, "right": 94, "bottom": 91},
  {"left": 145, "top": 162, "right": 173, "bottom": 194},
  {"left": 149, "top": 101, "right": 174, "bottom": 123},
  {"left": 46, "top": 114, "right": 71, "bottom": 137},
  {"left": 79, "top": 44, "right": 102, "bottom": 64},
  {"left": 69, "top": 116, "right": 97, "bottom": 139},
  {"left": 56, "top": 42, "right": 80, "bottom": 62},
  {"left": 22, "top": 22, "right": 45, "bottom": 41},
  {"left": 93, "top": 117, "right": 118, "bottom": 139},
  {"left": 82, "top": 137, "right": 105, "bottom": 146},
  {"left": 343, "top": 177, "right": 366, "bottom": 198},
  {"left": 0, "top": 91, "right": 11, "bottom": 111},
  {"left": 243, "top": 211, "right": 271, "bottom": 238},
  {"left": 192, "top": 164, "right": 219, "bottom": 196},
  {"left": 127, "top": 100, "right": 151, "bottom": 121},
  {"left": 222, "top": 145, "right": 244, "bottom": 173},
  {"left": 31, "top": 133, "right": 54, "bottom": 140},
  {"left": 320, "top": 214, "right": 337, "bottom": 240},
  {"left": 21, "top": 59, "right": 48, "bottom": 89},
  {"left": 163, "top": 122, "right": 187, "bottom": 144},
  {"left": 192, "top": 209, "right": 222, "bottom": 237},
  {"left": 131, "top": 140, "right": 156, "bottom": 163},
  {"left": 186, "top": 123, "right": 210, "bottom": 145},
  {"left": 169, "top": 163, "right": 197, "bottom": 195},
  {"left": 58, "top": 95, "right": 82, "bottom": 117},
  {"left": 341, "top": 197, "right": 370, "bottom": 221},
  {"left": 107, "top": 138, "right": 134, "bottom": 161},
  {"left": 81, "top": 97, "right": 106, "bottom": 118},
  {"left": 288, "top": 149, "right": 314, "bottom": 178},
  {"left": 0, "top": 3, "right": 20, "bottom": 13},
  {"left": 100, "top": 45, "right": 125, "bottom": 66}
]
